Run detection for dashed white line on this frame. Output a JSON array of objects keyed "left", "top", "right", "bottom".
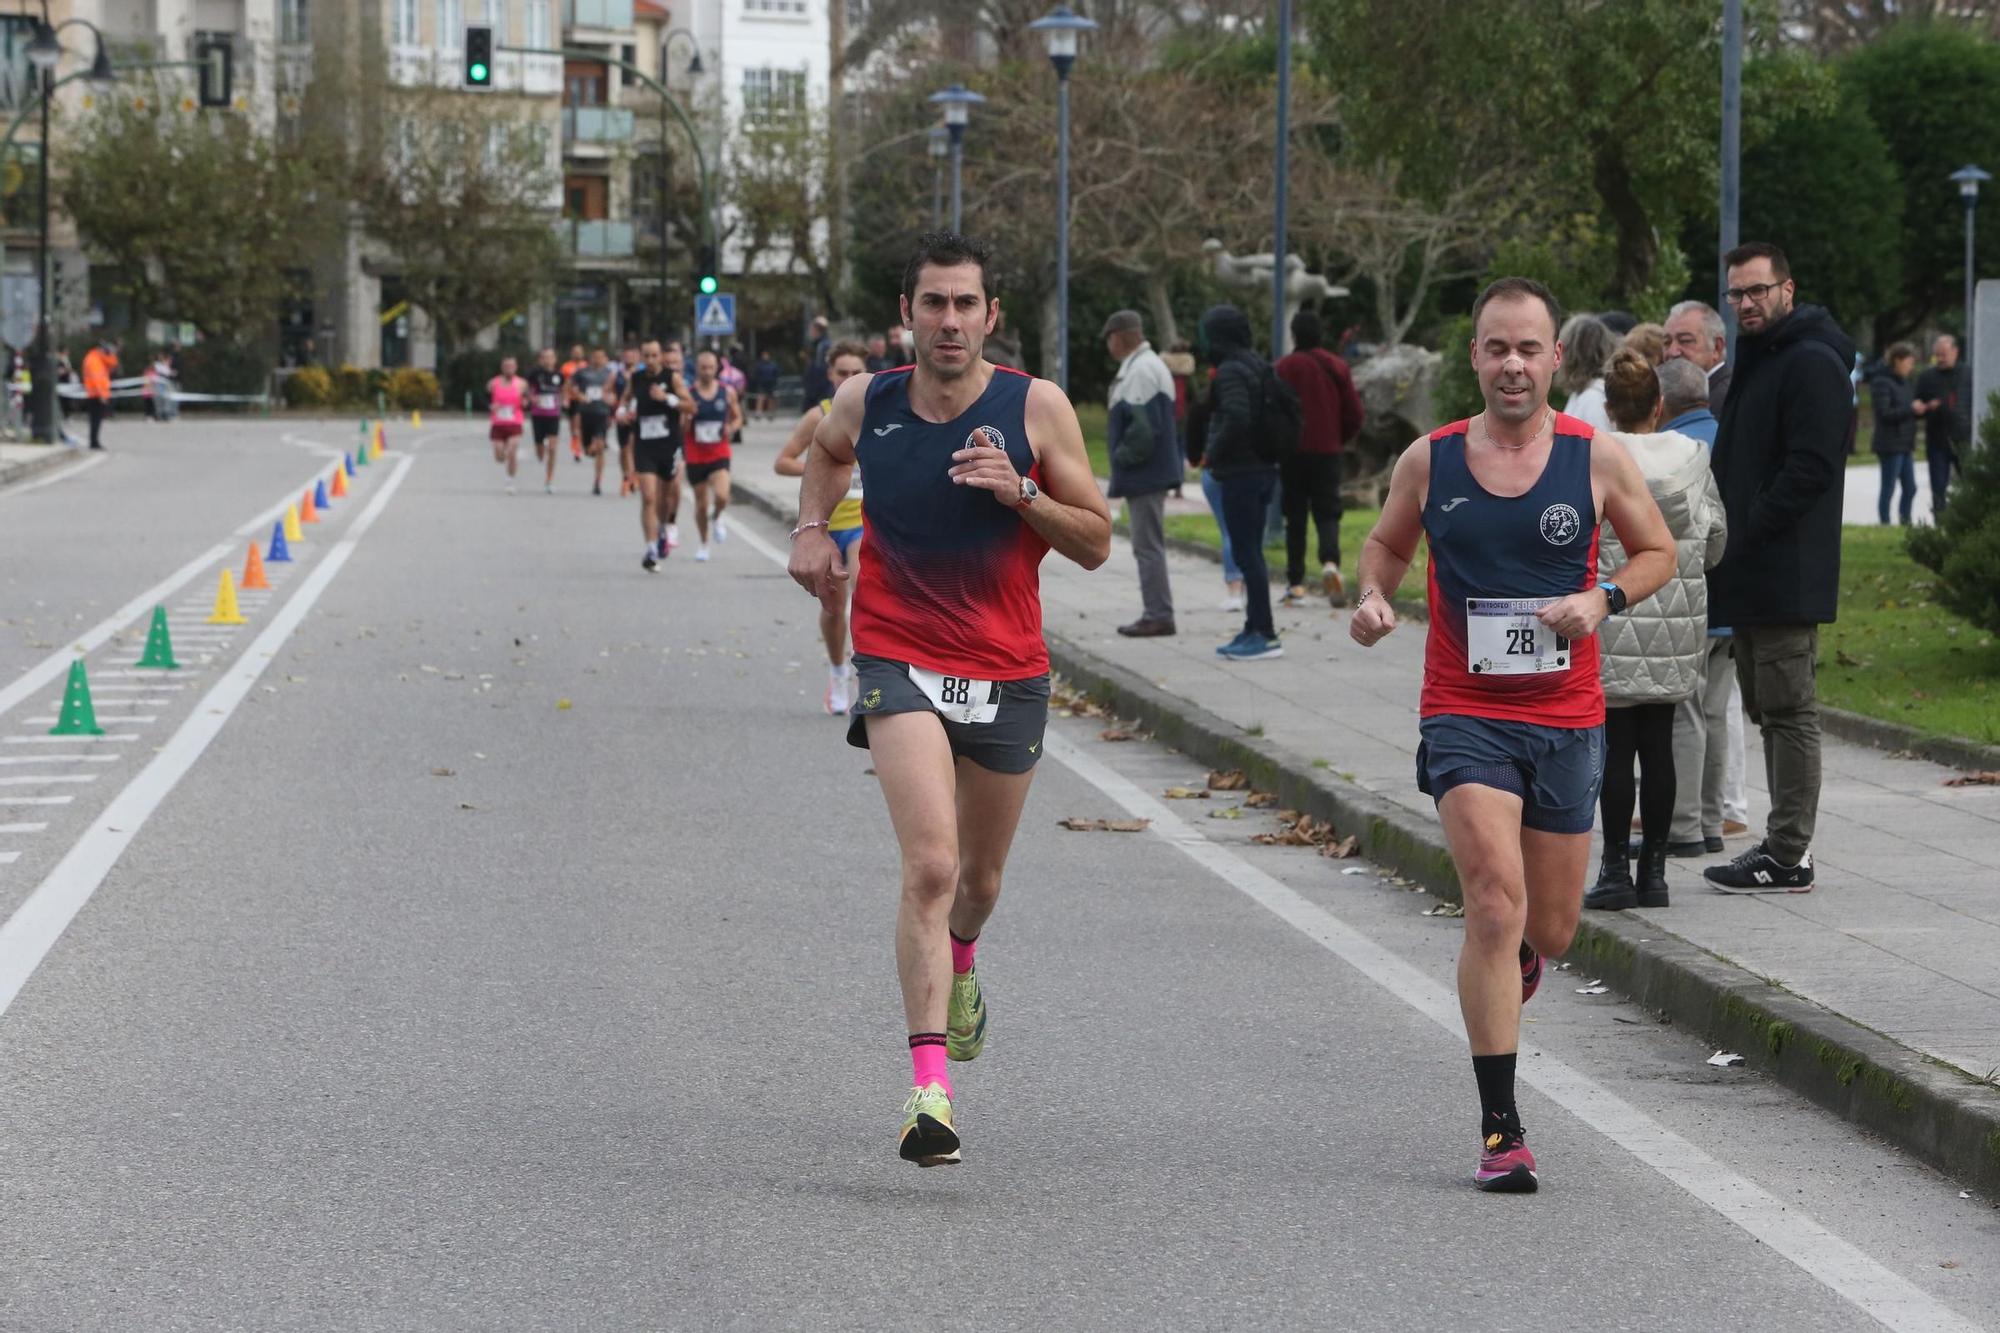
[
  {"left": 0, "top": 776, "right": 95, "bottom": 786},
  {"left": 0, "top": 797, "right": 72, "bottom": 806},
  {"left": 0, "top": 853, "right": 19, "bottom": 865},
  {"left": 0, "top": 823, "right": 48, "bottom": 834},
  {"left": 3, "top": 735, "right": 137, "bottom": 745},
  {"left": 22, "top": 717, "right": 154, "bottom": 726},
  {"left": 0, "top": 755, "right": 116, "bottom": 766}
]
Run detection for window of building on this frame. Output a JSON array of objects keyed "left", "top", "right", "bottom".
[
  {"left": 279, "top": 0, "right": 309, "bottom": 45},
  {"left": 391, "top": 0, "right": 419, "bottom": 45},
  {"left": 745, "top": 0, "right": 808, "bottom": 14},
  {"left": 565, "top": 173, "right": 608, "bottom": 220},
  {"left": 473, "top": 0, "right": 507, "bottom": 46},
  {"left": 565, "top": 60, "right": 607, "bottom": 105},
  {"left": 620, "top": 43, "right": 635, "bottom": 87},
  {"left": 437, "top": 0, "right": 462, "bottom": 49},
  {"left": 525, "top": 0, "right": 551, "bottom": 47},
  {"left": 742, "top": 66, "right": 806, "bottom": 121}
]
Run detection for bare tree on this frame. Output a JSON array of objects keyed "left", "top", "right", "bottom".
[{"left": 1781, "top": 0, "right": 2000, "bottom": 54}]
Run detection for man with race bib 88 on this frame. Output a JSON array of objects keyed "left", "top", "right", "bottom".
[
  {"left": 1349, "top": 276, "right": 1674, "bottom": 1193},
  {"left": 788, "top": 233, "right": 1111, "bottom": 1168}
]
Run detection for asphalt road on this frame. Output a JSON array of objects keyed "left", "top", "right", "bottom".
[{"left": 0, "top": 419, "right": 1992, "bottom": 1332}]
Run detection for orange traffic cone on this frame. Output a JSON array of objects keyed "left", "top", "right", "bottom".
[
  {"left": 300, "top": 486, "right": 320, "bottom": 524},
  {"left": 241, "top": 541, "right": 270, "bottom": 590},
  {"left": 330, "top": 465, "right": 349, "bottom": 499}
]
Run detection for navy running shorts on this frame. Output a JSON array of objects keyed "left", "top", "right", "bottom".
[
  {"left": 1415, "top": 713, "right": 1605, "bottom": 835},
  {"left": 847, "top": 654, "right": 1049, "bottom": 775}
]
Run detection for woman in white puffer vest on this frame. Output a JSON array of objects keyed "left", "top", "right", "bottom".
[{"left": 1586, "top": 349, "right": 1728, "bottom": 912}]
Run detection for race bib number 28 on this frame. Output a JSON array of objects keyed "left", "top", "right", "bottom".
[
  {"left": 908, "top": 666, "right": 1000, "bottom": 724},
  {"left": 1466, "top": 597, "right": 1570, "bottom": 676}
]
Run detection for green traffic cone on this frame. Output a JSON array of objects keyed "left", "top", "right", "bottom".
[
  {"left": 135, "top": 606, "right": 179, "bottom": 670},
  {"left": 49, "top": 660, "right": 104, "bottom": 736}
]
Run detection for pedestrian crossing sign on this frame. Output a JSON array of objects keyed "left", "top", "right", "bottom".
[{"left": 695, "top": 293, "right": 736, "bottom": 337}]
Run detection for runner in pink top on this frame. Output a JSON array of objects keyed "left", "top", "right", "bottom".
[{"left": 488, "top": 356, "right": 530, "bottom": 493}]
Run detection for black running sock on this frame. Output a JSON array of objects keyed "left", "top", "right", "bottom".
[{"left": 1472, "top": 1052, "right": 1520, "bottom": 1138}]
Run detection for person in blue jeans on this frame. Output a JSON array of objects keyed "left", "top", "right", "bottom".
[
  {"left": 1869, "top": 343, "right": 1925, "bottom": 526},
  {"left": 1199, "top": 465, "right": 1247, "bottom": 609},
  {"left": 1196, "top": 304, "right": 1282, "bottom": 660}
]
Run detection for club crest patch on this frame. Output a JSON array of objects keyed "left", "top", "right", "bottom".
[{"left": 1539, "top": 503, "right": 1582, "bottom": 546}]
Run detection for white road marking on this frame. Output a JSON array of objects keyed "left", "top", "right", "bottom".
[
  {"left": 0, "top": 823, "right": 47, "bottom": 833},
  {"left": 0, "top": 853, "right": 18, "bottom": 865},
  {"left": 48, "top": 700, "right": 169, "bottom": 709},
  {"left": 731, "top": 506, "right": 1984, "bottom": 1333},
  {"left": 0, "top": 755, "right": 116, "bottom": 766},
  {"left": 0, "top": 797, "right": 72, "bottom": 806},
  {"left": 1042, "top": 732, "right": 1983, "bottom": 1333},
  {"left": 0, "top": 460, "right": 361, "bottom": 725},
  {"left": 0, "top": 454, "right": 414, "bottom": 1026},
  {"left": 4, "top": 735, "right": 136, "bottom": 745},
  {"left": 0, "top": 775, "right": 94, "bottom": 786},
  {"left": 0, "top": 451, "right": 107, "bottom": 498},
  {"left": 22, "top": 716, "right": 153, "bottom": 726},
  {"left": 87, "top": 686, "right": 185, "bottom": 693}
]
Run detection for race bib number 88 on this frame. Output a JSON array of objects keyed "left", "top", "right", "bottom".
[
  {"left": 639, "top": 416, "right": 671, "bottom": 440},
  {"left": 1466, "top": 597, "right": 1570, "bottom": 675},
  {"left": 908, "top": 666, "right": 1000, "bottom": 724}
]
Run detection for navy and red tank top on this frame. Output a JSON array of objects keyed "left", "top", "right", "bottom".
[
  {"left": 850, "top": 365, "right": 1050, "bottom": 679},
  {"left": 1421, "top": 414, "right": 1604, "bottom": 728}
]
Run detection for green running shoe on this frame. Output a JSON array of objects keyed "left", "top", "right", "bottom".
[
  {"left": 946, "top": 966, "right": 987, "bottom": 1062},
  {"left": 898, "top": 1083, "right": 961, "bottom": 1167}
]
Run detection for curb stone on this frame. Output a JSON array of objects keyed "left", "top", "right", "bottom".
[
  {"left": 0, "top": 445, "right": 85, "bottom": 490},
  {"left": 734, "top": 468, "right": 2000, "bottom": 1193}
]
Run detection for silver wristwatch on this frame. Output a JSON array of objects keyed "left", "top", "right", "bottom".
[{"left": 1015, "top": 476, "right": 1040, "bottom": 509}]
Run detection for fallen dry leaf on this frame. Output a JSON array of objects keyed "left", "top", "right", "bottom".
[
  {"left": 430, "top": 767, "right": 455, "bottom": 778},
  {"left": 1162, "top": 786, "right": 1210, "bottom": 799},
  {"left": 1210, "top": 806, "right": 1243, "bottom": 820},
  {"left": 1058, "top": 817, "right": 1151, "bottom": 833},
  {"left": 556, "top": 698, "right": 573, "bottom": 711},
  {"left": 1423, "top": 903, "right": 1465, "bottom": 918},
  {"left": 1099, "top": 728, "right": 1135, "bottom": 742},
  {"left": 1943, "top": 771, "right": 2000, "bottom": 787},
  {"left": 1207, "top": 769, "right": 1249, "bottom": 791},
  {"left": 1244, "top": 790, "right": 1279, "bottom": 808},
  {"left": 1321, "top": 834, "right": 1361, "bottom": 858}
]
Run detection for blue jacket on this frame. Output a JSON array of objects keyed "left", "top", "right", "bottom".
[
  {"left": 1106, "top": 340, "right": 1181, "bottom": 497},
  {"left": 1663, "top": 407, "right": 1717, "bottom": 447}
]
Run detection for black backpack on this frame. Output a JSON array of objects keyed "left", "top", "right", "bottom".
[{"left": 1248, "top": 359, "right": 1302, "bottom": 463}]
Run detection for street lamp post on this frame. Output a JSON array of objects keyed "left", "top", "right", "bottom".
[
  {"left": 1720, "top": 0, "right": 1742, "bottom": 353},
  {"left": 1952, "top": 164, "right": 1991, "bottom": 440},
  {"left": 927, "top": 125, "right": 949, "bottom": 231},
  {"left": 1030, "top": 6, "right": 1096, "bottom": 395},
  {"left": 1271, "top": 0, "right": 1292, "bottom": 358},
  {"left": 927, "top": 84, "right": 984, "bottom": 234}
]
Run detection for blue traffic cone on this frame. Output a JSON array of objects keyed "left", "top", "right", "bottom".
[
  {"left": 267, "top": 518, "right": 293, "bottom": 563},
  {"left": 344, "top": 451, "right": 356, "bottom": 477},
  {"left": 314, "top": 477, "right": 332, "bottom": 510}
]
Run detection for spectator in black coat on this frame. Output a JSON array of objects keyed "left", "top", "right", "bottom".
[
  {"left": 1912, "top": 333, "right": 1970, "bottom": 513},
  {"left": 1703, "top": 242, "right": 1856, "bottom": 895},
  {"left": 1869, "top": 342, "right": 1924, "bottom": 526},
  {"left": 1195, "top": 303, "right": 1281, "bottom": 660}
]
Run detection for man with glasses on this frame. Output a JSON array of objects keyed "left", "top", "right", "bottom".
[
  {"left": 1702, "top": 242, "right": 1855, "bottom": 895},
  {"left": 1664, "top": 300, "right": 1731, "bottom": 413}
]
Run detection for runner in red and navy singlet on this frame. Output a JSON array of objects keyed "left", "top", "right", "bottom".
[
  {"left": 1349, "top": 276, "right": 1675, "bottom": 1196},
  {"left": 849, "top": 364, "right": 1050, "bottom": 682},
  {"left": 1421, "top": 413, "right": 1605, "bottom": 730},
  {"left": 786, "top": 233, "right": 1112, "bottom": 1169}
]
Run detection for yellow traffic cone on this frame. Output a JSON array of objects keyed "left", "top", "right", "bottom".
[
  {"left": 283, "top": 503, "right": 303, "bottom": 543},
  {"left": 207, "top": 568, "right": 247, "bottom": 625},
  {"left": 411, "top": 409, "right": 422, "bottom": 428}
]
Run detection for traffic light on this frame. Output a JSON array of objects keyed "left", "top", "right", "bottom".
[
  {"left": 465, "top": 25, "right": 492, "bottom": 87},
  {"left": 697, "top": 244, "right": 718, "bottom": 296}
]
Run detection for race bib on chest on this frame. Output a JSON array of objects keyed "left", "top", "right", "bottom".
[
  {"left": 908, "top": 666, "right": 1000, "bottom": 724},
  {"left": 535, "top": 393, "right": 558, "bottom": 411},
  {"left": 585, "top": 385, "right": 603, "bottom": 402},
  {"left": 639, "top": 415, "right": 671, "bottom": 441},
  {"left": 1466, "top": 597, "right": 1570, "bottom": 676},
  {"left": 493, "top": 405, "right": 517, "bottom": 423},
  {"left": 693, "top": 420, "right": 724, "bottom": 444}
]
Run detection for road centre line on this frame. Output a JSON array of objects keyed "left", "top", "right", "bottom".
[
  {"left": 0, "top": 454, "right": 413, "bottom": 1029},
  {"left": 0, "top": 458, "right": 361, "bottom": 726},
  {"left": 731, "top": 507, "right": 1978, "bottom": 1333}
]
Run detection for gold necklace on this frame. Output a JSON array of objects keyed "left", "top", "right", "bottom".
[{"left": 1479, "top": 405, "right": 1549, "bottom": 452}]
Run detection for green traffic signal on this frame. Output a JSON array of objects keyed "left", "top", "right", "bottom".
[
  {"left": 469, "top": 62, "right": 488, "bottom": 81},
  {"left": 699, "top": 275, "right": 718, "bottom": 295}
]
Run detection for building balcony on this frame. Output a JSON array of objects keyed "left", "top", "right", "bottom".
[
  {"left": 558, "top": 219, "right": 636, "bottom": 258},
  {"left": 565, "top": 0, "right": 635, "bottom": 33},
  {"left": 563, "top": 106, "right": 634, "bottom": 144}
]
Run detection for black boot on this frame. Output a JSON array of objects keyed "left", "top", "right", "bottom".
[
  {"left": 1584, "top": 842, "right": 1637, "bottom": 911},
  {"left": 1635, "top": 839, "right": 1671, "bottom": 908}
]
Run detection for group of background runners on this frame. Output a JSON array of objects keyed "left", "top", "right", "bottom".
[{"left": 486, "top": 340, "right": 745, "bottom": 566}]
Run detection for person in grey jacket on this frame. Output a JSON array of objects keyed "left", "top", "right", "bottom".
[
  {"left": 1103, "top": 309, "right": 1182, "bottom": 636},
  {"left": 1869, "top": 342, "right": 1924, "bottom": 526},
  {"left": 1196, "top": 303, "right": 1283, "bottom": 660},
  {"left": 1586, "top": 350, "right": 1727, "bottom": 912}
]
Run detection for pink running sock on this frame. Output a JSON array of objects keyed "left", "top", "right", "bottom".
[
  {"left": 949, "top": 930, "right": 978, "bottom": 975},
  {"left": 909, "top": 1033, "right": 951, "bottom": 1094}
]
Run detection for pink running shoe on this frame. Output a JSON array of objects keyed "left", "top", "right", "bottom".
[
  {"left": 1521, "top": 944, "right": 1542, "bottom": 1003},
  {"left": 1475, "top": 1130, "right": 1538, "bottom": 1193}
]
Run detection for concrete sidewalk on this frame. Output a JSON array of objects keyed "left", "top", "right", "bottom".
[
  {"left": 732, "top": 417, "right": 2000, "bottom": 1190},
  {"left": 0, "top": 442, "right": 86, "bottom": 488}
]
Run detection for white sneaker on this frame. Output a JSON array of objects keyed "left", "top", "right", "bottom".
[
  {"left": 1220, "top": 593, "right": 1245, "bottom": 613},
  {"left": 506, "top": 481, "right": 516, "bottom": 494},
  {"left": 824, "top": 671, "right": 850, "bottom": 715},
  {"left": 695, "top": 545, "right": 711, "bottom": 562},
  {"left": 665, "top": 524, "right": 680, "bottom": 551},
  {"left": 714, "top": 516, "right": 729, "bottom": 542}
]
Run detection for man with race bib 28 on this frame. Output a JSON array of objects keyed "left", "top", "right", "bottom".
[
  {"left": 1349, "top": 277, "right": 1674, "bottom": 1193},
  {"left": 788, "top": 233, "right": 1111, "bottom": 1168}
]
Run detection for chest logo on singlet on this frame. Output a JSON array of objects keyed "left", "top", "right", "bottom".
[
  {"left": 1540, "top": 503, "right": 1582, "bottom": 546},
  {"left": 967, "top": 425, "right": 1006, "bottom": 451},
  {"left": 872, "top": 423, "right": 902, "bottom": 437},
  {"left": 1440, "top": 496, "right": 1470, "bottom": 512}
]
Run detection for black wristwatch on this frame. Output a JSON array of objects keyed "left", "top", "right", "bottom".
[{"left": 1598, "top": 581, "right": 1628, "bottom": 615}]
